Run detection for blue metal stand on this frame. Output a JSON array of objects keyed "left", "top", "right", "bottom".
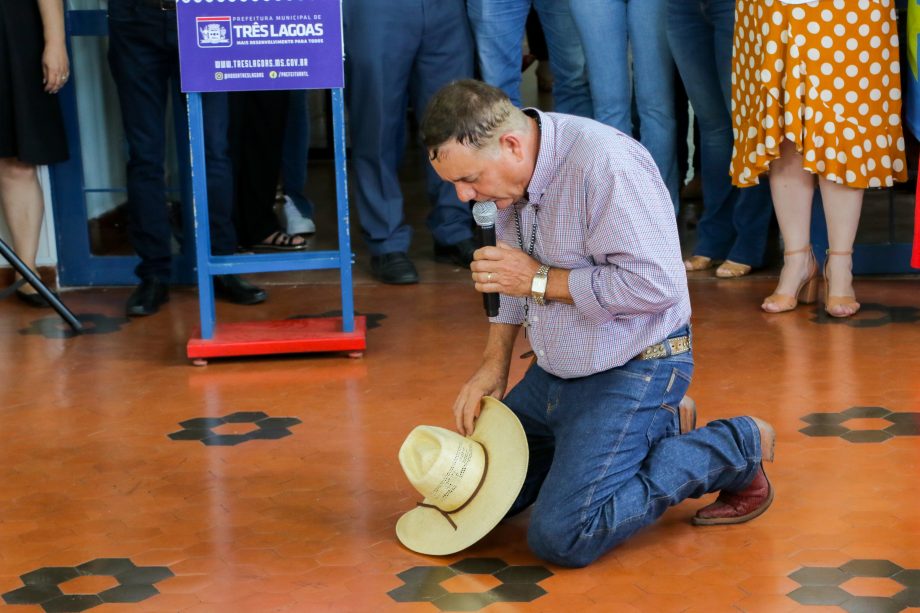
[{"left": 186, "top": 89, "right": 364, "bottom": 361}]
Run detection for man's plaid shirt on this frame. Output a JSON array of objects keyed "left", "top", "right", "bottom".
[{"left": 490, "top": 109, "right": 691, "bottom": 379}]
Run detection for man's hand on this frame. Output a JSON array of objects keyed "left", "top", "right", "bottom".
[
  {"left": 452, "top": 361, "right": 509, "bottom": 436},
  {"left": 470, "top": 242, "right": 540, "bottom": 297}
]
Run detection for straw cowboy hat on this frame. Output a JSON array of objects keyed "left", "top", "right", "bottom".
[{"left": 396, "top": 396, "right": 529, "bottom": 555}]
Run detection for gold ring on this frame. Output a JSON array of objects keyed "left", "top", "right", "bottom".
[{"left": 487, "top": 272, "right": 493, "bottom": 282}]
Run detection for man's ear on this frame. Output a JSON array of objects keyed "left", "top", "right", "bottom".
[{"left": 499, "top": 132, "right": 525, "bottom": 162}]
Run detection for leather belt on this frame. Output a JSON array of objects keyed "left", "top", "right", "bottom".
[
  {"left": 636, "top": 335, "right": 691, "bottom": 360},
  {"left": 142, "top": 0, "right": 176, "bottom": 10}
]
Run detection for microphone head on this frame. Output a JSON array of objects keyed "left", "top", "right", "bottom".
[{"left": 471, "top": 201, "right": 498, "bottom": 228}]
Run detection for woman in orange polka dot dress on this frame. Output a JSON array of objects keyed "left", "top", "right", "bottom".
[{"left": 730, "top": 0, "right": 906, "bottom": 317}]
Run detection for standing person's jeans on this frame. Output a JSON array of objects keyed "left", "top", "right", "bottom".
[
  {"left": 667, "top": 0, "right": 772, "bottom": 266},
  {"left": 569, "top": 0, "right": 680, "bottom": 211},
  {"left": 466, "top": 0, "right": 593, "bottom": 117},
  {"left": 502, "top": 327, "right": 764, "bottom": 567},
  {"left": 107, "top": 0, "right": 237, "bottom": 281}
]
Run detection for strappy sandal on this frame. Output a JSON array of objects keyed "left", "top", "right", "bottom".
[
  {"left": 715, "top": 260, "right": 752, "bottom": 278},
  {"left": 252, "top": 230, "right": 307, "bottom": 252},
  {"left": 761, "top": 245, "right": 818, "bottom": 313},
  {"left": 824, "top": 250, "right": 860, "bottom": 318}
]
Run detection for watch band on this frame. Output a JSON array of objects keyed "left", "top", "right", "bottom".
[{"left": 531, "top": 264, "right": 550, "bottom": 306}]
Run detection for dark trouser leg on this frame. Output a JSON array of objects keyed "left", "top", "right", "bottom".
[
  {"left": 201, "top": 92, "right": 239, "bottom": 255},
  {"left": 229, "top": 90, "right": 290, "bottom": 247},
  {"left": 414, "top": 0, "right": 475, "bottom": 246},
  {"left": 343, "top": 0, "right": 418, "bottom": 255},
  {"left": 526, "top": 8, "right": 549, "bottom": 61},
  {"left": 281, "top": 90, "right": 314, "bottom": 218},
  {"left": 108, "top": 12, "right": 174, "bottom": 282}
]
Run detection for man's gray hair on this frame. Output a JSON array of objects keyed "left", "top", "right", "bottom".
[{"left": 421, "top": 79, "right": 529, "bottom": 160}]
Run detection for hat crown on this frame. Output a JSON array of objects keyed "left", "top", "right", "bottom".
[{"left": 398, "top": 426, "right": 486, "bottom": 512}]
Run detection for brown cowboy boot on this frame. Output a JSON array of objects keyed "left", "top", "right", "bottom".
[{"left": 692, "top": 417, "right": 775, "bottom": 526}]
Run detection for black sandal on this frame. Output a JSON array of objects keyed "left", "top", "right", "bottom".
[
  {"left": 251, "top": 230, "right": 307, "bottom": 252},
  {"left": 1, "top": 278, "right": 50, "bottom": 308}
]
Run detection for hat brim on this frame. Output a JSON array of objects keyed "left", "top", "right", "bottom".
[{"left": 396, "top": 396, "right": 529, "bottom": 556}]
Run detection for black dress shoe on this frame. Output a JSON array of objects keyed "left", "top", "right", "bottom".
[
  {"left": 370, "top": 252, "right": 419, "bottom": 284},
  {"left": 434, "top": 237, "right": 477, "bottom": 268},
  {"left": 126, "top": 278, "right": 170, "bottom": 317},
  {"left": 15, "top": 289, "right": 51, "bottom": 308},
  {"left": 214, "top": 274, "right": 267, "bottom": 305}
]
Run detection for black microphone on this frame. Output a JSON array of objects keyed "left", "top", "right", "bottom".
[{"left": 472, "top": 201, "right": 500, "bottom": 317}]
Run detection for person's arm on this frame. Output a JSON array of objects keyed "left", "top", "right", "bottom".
[
  {"left": 36, "top": 0, "right": 69, "bottom": 94},
  {"left": 566, "top": 160, "right": 686, "bottom": 325},
  {"left": 470, "top": 242, "right": 574, "bottom": 304},
  {"left": 451, "top": 322, "right": 520, "bottom": 436}
]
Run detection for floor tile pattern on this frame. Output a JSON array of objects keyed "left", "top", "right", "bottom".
[
  {"left": 800, "top": 406, "right": 920, "bottom": 442},
  {"left": 167, "top": 412, "right": 302, "bottom": 446},
  {"left": 1, "top": 274, "right": 919, "bottom": 611},
  {"left": 1, "top": 558, "right": 173, "bottom": 612},
  {"left": 388, "top": 557, "right": 552, "bottom": 611},
  {"left": 788, "top": 559, "right": 920, "bottom": 612}
]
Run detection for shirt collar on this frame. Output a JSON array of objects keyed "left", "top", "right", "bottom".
[{"left": 523, "top": 108, "right": 556, "bottom": 206}]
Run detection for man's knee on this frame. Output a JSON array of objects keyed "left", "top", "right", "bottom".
[
  {"left": 527, "top": 511, "right": 633, "bottom": 568},
  {"left": 526, "top": 518, "right": 597, "bottom": 568}
]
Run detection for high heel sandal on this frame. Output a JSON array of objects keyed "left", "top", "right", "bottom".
[
  {"left": 823, "top": 250, "right": 860, "bottom": 318},
  {"left": 761, "top": 245, "right": 818, "bottom": 313}
]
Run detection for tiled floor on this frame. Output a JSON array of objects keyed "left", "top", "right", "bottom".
[
  {"left": 4, "top": 65, "right": 920, "bottom": 612},
  {"left": 2, "top": 263, "right": 920, "bottom": 612}
]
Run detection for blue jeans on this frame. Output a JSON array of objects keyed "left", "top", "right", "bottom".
[
  {"left": 281, "top": 90, "right": 314, "bottom": 220},
  {"left": 569, "top": 0, "right": 679, "bottom": 211},
  {"left": 667, "top": 0, "right": 772, "bottom": 266},
  {"left": 107, "top": 0, "right": 237, "bottom": 281},
  {"left": 466, "top": 0, "right": 593, "bottom": 117},
  {"left": 344, "top": 0, "right": 474, "bottom": 255},
  {"left": 502, "top": 327, "right": 763, "bottom": 567}
]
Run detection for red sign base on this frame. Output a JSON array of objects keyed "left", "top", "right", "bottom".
[{"left": 187, "top": 316, "right": 367, "bottom": 363}]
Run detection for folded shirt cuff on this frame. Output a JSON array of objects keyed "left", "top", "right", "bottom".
[{"left": 568, "top": 267, "right": 614, "bottom": 326}]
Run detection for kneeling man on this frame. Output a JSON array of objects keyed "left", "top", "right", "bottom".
[{"left": 420, "top": 80, "right": 775, "bottom": 568}]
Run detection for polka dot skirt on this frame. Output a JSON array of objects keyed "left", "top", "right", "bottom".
[{"left": 730, "top": 0, "right": 907, "bottom": 189}]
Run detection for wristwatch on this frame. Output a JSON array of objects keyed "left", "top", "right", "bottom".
[{"left": 531, "top": 264, "right": 550, "bottom": 306}]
